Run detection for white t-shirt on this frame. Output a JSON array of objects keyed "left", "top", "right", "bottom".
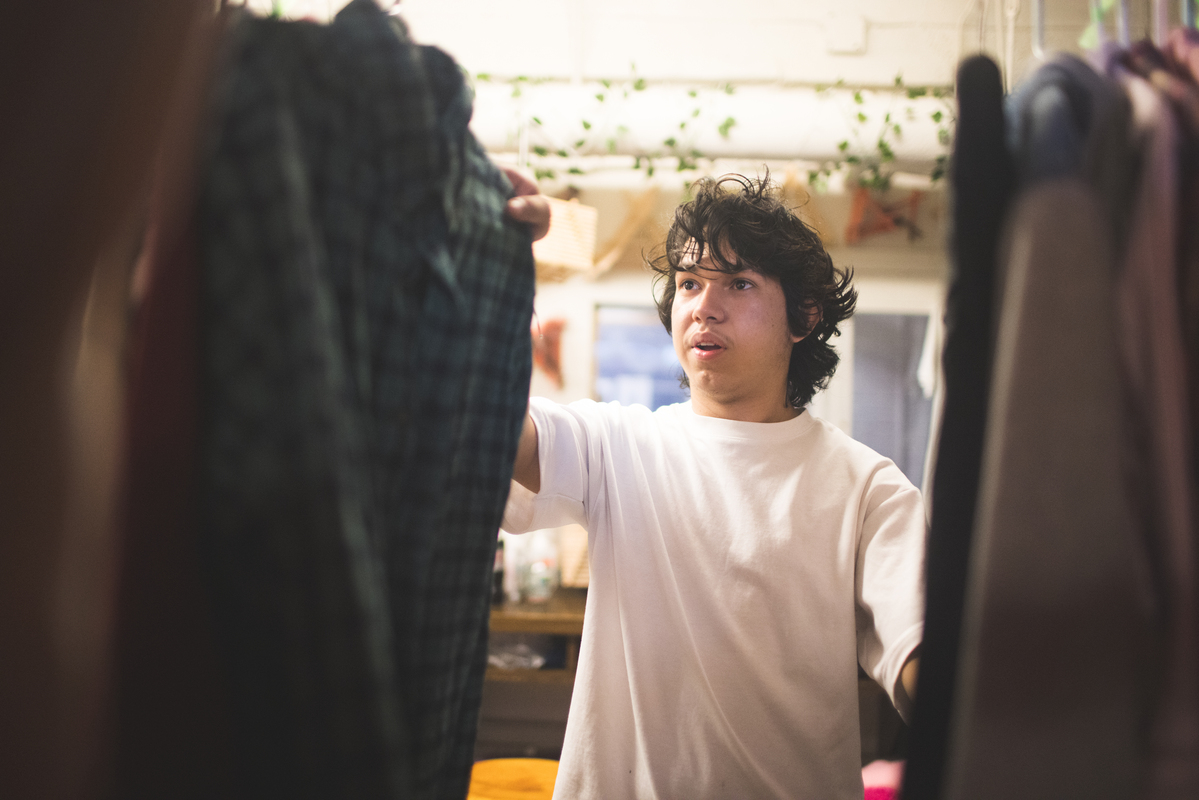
[{"left": 502, "top": 398, "right": 925, "bottom": 800}]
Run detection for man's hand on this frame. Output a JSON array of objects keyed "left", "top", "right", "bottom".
[
  {"left": 895, "top": 652, "right": 919, "bottom": 724},
  {"left": 501, "top": 167, "right": 551, "bottom": 241}
]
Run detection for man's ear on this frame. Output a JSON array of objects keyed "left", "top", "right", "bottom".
[{"left": 791, "top": 304, "right": 822, "bottom": 343}]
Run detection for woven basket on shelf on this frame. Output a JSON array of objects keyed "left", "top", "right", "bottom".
[{"left": 532, "top": 197, "right": 598, "bottom": 282}]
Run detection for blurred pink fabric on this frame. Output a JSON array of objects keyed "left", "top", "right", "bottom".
[{"left": 862, "top": 759, "right": 905, "bottom": 799}]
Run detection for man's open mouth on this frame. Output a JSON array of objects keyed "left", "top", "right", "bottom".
[{"left": 695, "top": 343, "right": 722, "bottom": 351}]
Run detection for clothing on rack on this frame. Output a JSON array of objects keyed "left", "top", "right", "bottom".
[
  {"left": 902, "top": 54, "right": 1012, "bottom": 800},
  {"left": 117, "top": 1, "right": 536, "bottom": 798},
  {"left": 914, "top": 33, "right": 1199, "bottom": 800},
  {"left": 1112, "top": 49, "right": 1199, "bottom": 797}
]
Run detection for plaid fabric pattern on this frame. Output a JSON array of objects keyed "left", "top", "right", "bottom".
[{"left": 197, "top": 2, "right": 534, "bottom": 797}]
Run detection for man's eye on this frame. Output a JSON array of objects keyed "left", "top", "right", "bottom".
[
  {"left": 680, "top": 279, "right": 697, "bottom": 290},
  {"left": 733, "top": 279, "right": 751, "bottom": 290}
]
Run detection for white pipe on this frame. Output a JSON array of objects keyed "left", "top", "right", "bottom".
[{"left": 470, "top": 81, "right": 951, "bottom": 170}]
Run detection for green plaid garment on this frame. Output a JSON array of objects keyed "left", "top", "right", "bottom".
[{"left": 197, "top": 2, "right": 534, "bottom": 797}]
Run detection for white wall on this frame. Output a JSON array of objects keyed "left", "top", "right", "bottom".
[
  {"left": 254, "top": 1, "right": 1096, "bottom": 88},
  {"left": 394, "top": 0, "right": 1091, "bottom": 88}
]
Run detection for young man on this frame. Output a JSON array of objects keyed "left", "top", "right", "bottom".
[{"left": 504, "top": 175, "right": 925, "bottom": 799}]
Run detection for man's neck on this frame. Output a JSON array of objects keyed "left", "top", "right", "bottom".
[{"left": 690, "top": 392, "right": 801, "bottom": 424}]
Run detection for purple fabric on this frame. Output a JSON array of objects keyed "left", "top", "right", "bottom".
[{"left": 1111, "top": 61, "right": 1199, "bottom": 797}]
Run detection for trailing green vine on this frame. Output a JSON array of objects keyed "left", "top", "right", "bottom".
[
  {"left": 476, "top": 69, "right": 954, "bottom": 189},
  {"left": 807, "top": 74, "right": 954, "bottom": 193}
]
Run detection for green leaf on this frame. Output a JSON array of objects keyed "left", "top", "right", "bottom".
[
  {"left": 531, "top": 116, "right": 543, "bottom": 126},
  {"left": 877, "top": 139, "right": 894, "bottom": 161},
  {"left": 846, "top": 155, "right": 861, "bottom": 164},
  {"left": 892, "top": 124, "right": 902, "bottom": 136},
  {"left": 606, "top": 138, "right": 617, "bottom": 153},
  {"left": 906, "top": 87, "right": 927, "bottom": 99},
  {"left": 515, "top": 75, "right": 528, "bottom": 82},
  {"left": 634, "top": 155, "right": 642, "bottom": 168},
  {"left": 556, "top": 149, "right": 569, "bottom": 157},
  {"left": 647, "top": 164, "right": 656, "bottom": 177},
  {"left": 938, "top": 127, "right": 951, "bottom": 146},
  {"left": 601, "top": 79, "right": 611, "bottom": 88},
  {"left": 534, "top": 167, "right": 556, "bottom": 181},
  {"left": 568, "top": 166, "right": 585, "bottom": 175},
  {"left": 857, "top": 111, "right": 868, "bottom": 123},
  {"left": 511, "top": 86, "right": 522, "bottom": 98},
  {"left": 718, "top": 116, "right": 737, "bottom": 139},
  {"left": 884, "top": 112, "right": 891, "bottom": 123},
  {"left": 837, "top": 140, "right": 849, "bottom": 152},
  {"left": 679, "top": 121, "right": 687, "bottom": 130},
  {"left": 664, "top": 137, "right": 677, "bottom": 148},
  {"left": 533, "top": 145, "right": 549, "bottom": 157},
  {"left": 635, "top": 78, "right": 648, "bottom": 91},
  {"left": 931, "top": 110, "right": 943, "bottom": 123},
  {"left": 687, "top": 89, "right": 698, "bottom": 98},
  {"left": 894, "top": 73, "right": 903, "bottom": 87},
  {"left": 582, "top": 120, "right": 592, "bottom": 130},
  {"left": 617, "top": 124, "right": 629, "bottom": 134},
  {"left": 723, "top": 83, "right": 736, "bottom": 95},
  {"left": 691, "top": 107, "right": 701, "bottom": 117},
  {"left": 476, "top": 73, "right": 492, "bottom": 81},
  {"left": 574, "top": 139, "right": 586, "bottom": 148},
  {"left": 853, "top": 90, "right": 864, "bottom": 104},
  {"left": 596, "top": 93, "right": 606, "bottom": 102}
]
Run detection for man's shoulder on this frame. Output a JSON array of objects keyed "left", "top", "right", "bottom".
[
  {"left": 531, "top": 396, "right": 681, "bottom": 429},
  {"left": 798, "top": 414, "right": 918, "bottom": 488}
]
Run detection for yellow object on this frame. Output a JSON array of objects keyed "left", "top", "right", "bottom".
[{"left": 467, "top": 758, "right": 560, "bottom": 800}]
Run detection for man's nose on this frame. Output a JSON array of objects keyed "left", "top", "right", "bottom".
[{"left": 693, "top": 284, "right": 724, "bottom": 322}]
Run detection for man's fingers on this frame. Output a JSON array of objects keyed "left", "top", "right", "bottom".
[
  {"left": 506, "top": 194, "right": 552, "bottom": 241},
  {"left": 503, "top": 167, "right": 540, "bottom": 198}
]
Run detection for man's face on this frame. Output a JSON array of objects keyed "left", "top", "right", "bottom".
[{"left": 670, "top": 244, "right": 803, "bottom": 417}]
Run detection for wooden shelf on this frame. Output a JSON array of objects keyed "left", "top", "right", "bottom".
[
  {"left": 487, "top": 588, "right": 586, "bottom": 685},
  {"left": 489, "top": 587, "right": 586, "bottom": 636},
  {"left": 485, "top": 666, "right": 577, "bottom": 686}
]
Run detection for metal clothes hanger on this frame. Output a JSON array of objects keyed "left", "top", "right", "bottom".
[
  {"left": 1154, "top": 0, "right": 1169, "bottom": 45},
  {"left": 1032, "top": 0, "right": 1046, "bottom": 60},
  {"left": 1117, "top": 0, "right": 1132, "bottom": 47}
]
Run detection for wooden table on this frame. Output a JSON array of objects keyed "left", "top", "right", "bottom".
[{"left": 487, "top": 588, "right": 586, "bottom": 686}]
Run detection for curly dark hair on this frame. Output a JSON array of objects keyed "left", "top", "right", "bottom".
[{"left": 650, "top": 172, "right": 856, "bottom": 408}]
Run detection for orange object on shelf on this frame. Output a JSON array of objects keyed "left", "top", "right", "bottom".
[{"left": 467, "top": 758, "right": 559, "bottom": 800}]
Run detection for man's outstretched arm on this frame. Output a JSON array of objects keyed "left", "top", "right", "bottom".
[
  {"left": 512, "top": 410, "right": 540, "bottom": 494},
  {"left": 499, "top": 166, "right": 548, "bottom": 496}
]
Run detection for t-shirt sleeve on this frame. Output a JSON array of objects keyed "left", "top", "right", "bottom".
[
  {"left": 501, "top": 397, "right": 604, "bottom": 533},
  {"left": 855, "top": 463, "right": 926, "bottom": 713}
]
